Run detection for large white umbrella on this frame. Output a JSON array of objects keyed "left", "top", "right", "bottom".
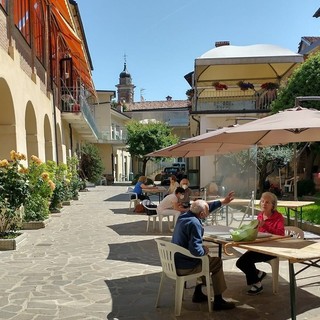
[
  {"left": 196, "top": 107, "right": 320, "bottom": 199},
  {"left": 147, "top": 126, "right": 249, "bottom": 158}
]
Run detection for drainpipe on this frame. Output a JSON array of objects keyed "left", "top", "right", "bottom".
[{"left": 47, "top": 3, "right": 59, "bottom": 162}]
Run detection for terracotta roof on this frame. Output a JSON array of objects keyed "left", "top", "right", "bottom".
[
  {"left": 125, "top": 100, "right": 190, "bottom": 111},
  {"left": 298, "top": 36, "right": 320, "bottom": 54}
]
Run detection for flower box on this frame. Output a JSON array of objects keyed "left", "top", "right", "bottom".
[
  {"left": 22, "top": 218, "right": 51, "bottom": 230},
  {"left": 0, "top": 232, "right": 27, "bottom": 250}
]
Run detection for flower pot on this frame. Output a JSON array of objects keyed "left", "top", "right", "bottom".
[
  {"left": 21, "top": 218, "right": 51, "bottom": 230},
  {"left": 0, "top": 232, "right": 27, "bottom": 250}
]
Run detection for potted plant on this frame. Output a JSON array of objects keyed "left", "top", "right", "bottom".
[
  {"left": 237, "top": 81, "right": 255, "bottom": 91},
  {"left": 261, "top": 82, "right": 279, "bottom": 90},
  {"left": 213, "top": 82, "right": 228, "bottom": 90},
  {"left": 0, "top": 151, "right": 29, "bottom": 249}
]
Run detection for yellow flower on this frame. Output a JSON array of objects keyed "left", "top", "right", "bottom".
[
  {"left": 31, "top": 155, "right": 42, "bottom": 165},
  {"left": 10, "top": 150, "right": 17, "bottom": 160},
  {"left": 0, "top": 159, "right": 9, "bottom": 167},
  {"left": 48, "top": 180, "right": 55, "bottom": 191},
  {"left": 18, "top": 166, "right": 29, "bottom": 174}
]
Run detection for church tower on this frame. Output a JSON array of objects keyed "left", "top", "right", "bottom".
[{"left": 116, "top": 58, "right": 135, "bottom": 104}]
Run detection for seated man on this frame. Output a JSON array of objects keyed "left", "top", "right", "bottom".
[
  {"left": 157, "top": 187, "right": 188, "bottom": 227},
  {"left": 179, "top": 178, "right": 193, "bottom": 208},
  {"left": 172, "top": 193, "right": 236, "bottom": 311}
]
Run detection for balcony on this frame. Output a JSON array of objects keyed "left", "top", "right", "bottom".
[
  {"left": 60, "top": 87, "right": 100, "bottom": 142},
  {"left": 193, "top": 87, "right": 276, "bottom": 113},
  {"left": 99, "top": 128, "right": 128, "bottom": 146}
]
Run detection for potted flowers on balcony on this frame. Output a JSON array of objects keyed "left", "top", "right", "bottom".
[
  {"left": 260, "top": 82, "right": 279, "bottom": 90},
  {"left": 0, "top": 151, "right": 30, "bottom": 249},
  {"left": 213, "top": 82, "right": 228, "bottom": 90},
  {"left": 237, "top": 81, "right": 255, "bottom": 91}
]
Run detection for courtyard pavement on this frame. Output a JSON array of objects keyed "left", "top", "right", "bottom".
[{"left": 0, "top": 185, "right": 319, "bottom": 320}]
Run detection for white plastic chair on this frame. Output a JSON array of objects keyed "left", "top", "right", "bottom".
[
  {"left": 266, "top": 226, "right": 304, "bottom": 293},
  {"left": 155, "top": 238, "right": 212, "bottom": 316},
  {"left": 126, "top": 186, "right": 139, "bottom": 211},
  {"left": 142, "top": 200, "right": 176, "bottom": 233},
  {"left": 141, "top": 199, "right": 158, "bottom": 232}
]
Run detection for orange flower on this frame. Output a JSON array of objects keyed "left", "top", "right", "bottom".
[
  {"left": 41, "top": 172, "right": 49, "bottom": 180},
  {"left": 48, "top": 180, "right": 55, "bottom": 191}
]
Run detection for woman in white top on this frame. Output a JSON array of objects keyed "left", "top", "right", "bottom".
[{"left": 167, "top": 174, "right": 179, "bottom": 195}]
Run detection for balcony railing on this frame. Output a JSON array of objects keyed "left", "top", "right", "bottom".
[
  {"left": 100, "top": 128, "right": 127, "bottom": 143},
  {"left": 194, "top": 87, "right": 276, "bottom": 112},
  {"left": 60, "top": 86, "right": 100, "bottom": 140}
]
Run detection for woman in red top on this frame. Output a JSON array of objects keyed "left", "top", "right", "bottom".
[{"left": 236, "top": 192, "right": 285, "bottom": 295}]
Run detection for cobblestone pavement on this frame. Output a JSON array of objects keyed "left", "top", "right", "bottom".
[{"left": 0, "top": 185, "right": 319, "bottom": 320}]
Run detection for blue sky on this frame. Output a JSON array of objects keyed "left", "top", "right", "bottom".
[{"left": 76, "top": 0, "right": 320, "bottom": 102}]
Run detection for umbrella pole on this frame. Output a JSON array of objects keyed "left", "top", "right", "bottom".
[{"left": 293, "top": 143, "right": 297, "bottom": 201}]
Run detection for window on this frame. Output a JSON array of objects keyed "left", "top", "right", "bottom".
[
  {"left": 14, "top": 0, "right": 45, "bottom": 62},
  {"left": 33, "top": 0, "right": 45, "bottom": 62},
  {"left": 14, "top": 0, "right": 31, "bottom": 44}
]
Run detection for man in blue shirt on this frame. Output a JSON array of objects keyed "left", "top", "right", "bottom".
[{"left": 172, "top": 192, "right": 236, "bottom": 311}]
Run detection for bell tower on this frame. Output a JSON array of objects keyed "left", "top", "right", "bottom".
[{"left": 116, "top": 56, "right": 135, "bottom": 104}]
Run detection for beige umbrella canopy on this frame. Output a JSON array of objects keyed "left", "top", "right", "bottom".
[
  {"left": 147, "top": 126, "right": 249, "bottom": 158},
  {"left": 198, "top": 107, "right": 320, "bottom": 200}
]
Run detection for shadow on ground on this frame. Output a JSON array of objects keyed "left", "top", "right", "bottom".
[
  {"left": 105, "top": 270, "right": 320, "bottom": 320},
  {"left": 108, "top": 220, "right": 173, "bottom": 236},
  {"left": 107, "top": 238, "right": 161, "bottom": 266}
]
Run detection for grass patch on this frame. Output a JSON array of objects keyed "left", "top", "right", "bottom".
[
  {"left": 0, "top": 232, "right": 22, "bottom": 239},
  {"left": 277, "top": 200, "right": 320, "bottom": 224}
]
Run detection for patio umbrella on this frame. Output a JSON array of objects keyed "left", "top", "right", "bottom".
[
  {"left": 196, "top": 107, "right": 320, "bottom": 199},
  {"left": 147, "top": 126, "right": 249, "bottom": 158}
]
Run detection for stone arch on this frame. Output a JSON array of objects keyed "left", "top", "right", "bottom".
[
  {"left": 0, "top": 78, "right": 17, "bottom": 159},
  {"left": 25, "top": 101, "right": 39, "bottom": 160},
  {"left": 44, "top": 115, "right": 53, "bottom": 161}
]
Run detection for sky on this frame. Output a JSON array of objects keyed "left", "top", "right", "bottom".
[{"left": 76, "top": 0, "right": 320, "bottom": 102}]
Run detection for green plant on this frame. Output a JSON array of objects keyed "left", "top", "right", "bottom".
[
  {"left": 46, "top": 161, "right": 69, "bottom": 211},
  {"left": 297, "top": 179, "right": 316, "bottom": 197},
  {"left": 0, "top": 151, "right": 30, "bottom": 235},
  {"left": 79, "top": 143, "right": 104, "bottom": 184},
  {"left": 23, "top": 155, "right": 55, "bottom": 222},
  {"left": 67, "top": 155, "right": 81, "bottom": 198}
]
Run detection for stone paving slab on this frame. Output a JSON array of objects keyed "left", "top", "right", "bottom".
[{"left": 0, "top": 186, "right": 319, "bottom": 319}]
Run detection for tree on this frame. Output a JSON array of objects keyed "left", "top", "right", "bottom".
[
  {"left": 126, "top": 120, "right": 179, "bottom": 175},
  {"left": 79, "top": 143, "right": 104, "bottom": 184},
  {"left": 272, "top": 51, "right": 320, "bottom": 180},
  {"left": 255, "top": 146, "right": 293, "bottom": 197}
]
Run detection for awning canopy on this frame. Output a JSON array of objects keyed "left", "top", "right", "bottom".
[
  {"left": 50, "top": 1, "right": 95, "bottom": 93},
  {"left": 195, "top": 44, "right": 304, "bottom": 87}
]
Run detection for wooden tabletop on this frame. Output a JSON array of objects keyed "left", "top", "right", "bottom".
[{"left": 236, "top": 238, "right": 320, "bottom": 263}]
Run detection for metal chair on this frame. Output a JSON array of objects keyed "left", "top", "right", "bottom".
[{"left": 155, "top": 238, "right": 212, "bottom": 316}]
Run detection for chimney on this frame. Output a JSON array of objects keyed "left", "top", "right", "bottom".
[{"left": 215, "top": 41, "right": 230, "bottom": 47}]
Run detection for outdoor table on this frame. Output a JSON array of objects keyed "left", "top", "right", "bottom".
[
  {"left": 203, "top": 226, "right": 320, "bottom": 320},
  {"left": 234, "top": 238, "right": 320, "bottom": 320},
  {"left": 276, "top": 200, "right": 315, "bottom": 227},
  {"left": 204, "top": 198, "right": 314, "bottom": 227},
  {"left": 143, "top": 187, "right": 167, "bottom": 203}
]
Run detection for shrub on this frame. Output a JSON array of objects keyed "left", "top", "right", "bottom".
[
  {"left": 297, "top": 179, "right": 316, "bottom": 197},
  {"left": 79, "top": 143, "right": 104, "bottom": 184}
]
